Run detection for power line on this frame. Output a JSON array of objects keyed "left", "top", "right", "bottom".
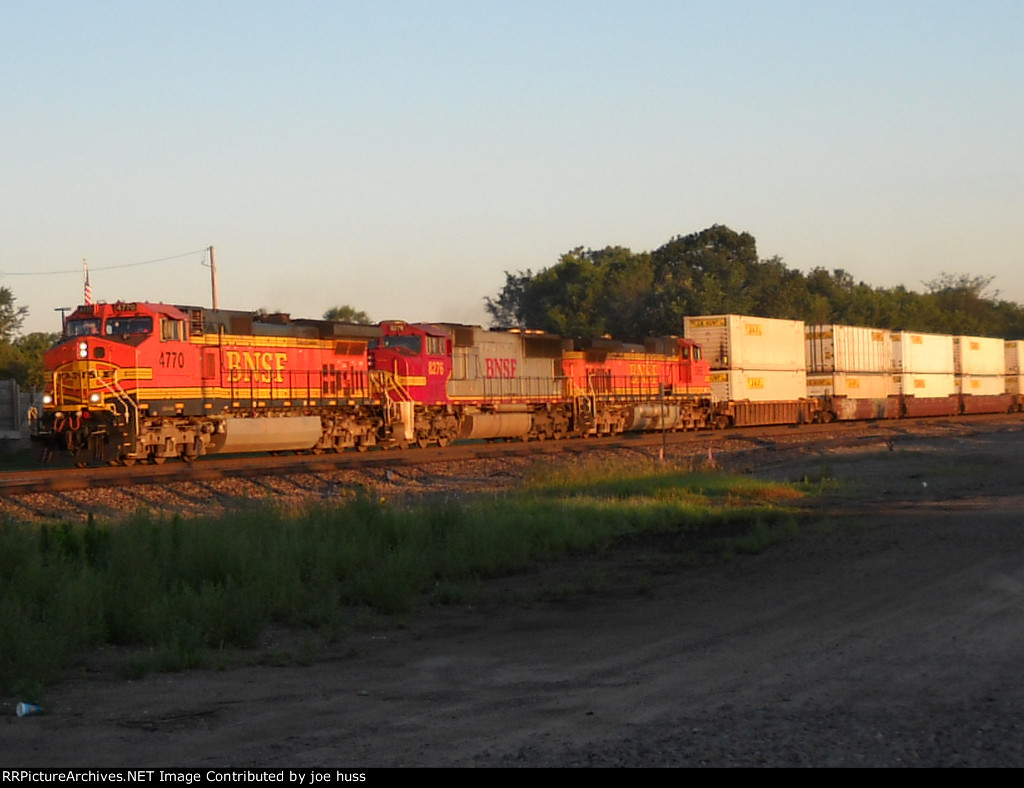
[{"left": 1, "top": 247, "right": 210, "bottom": 277}]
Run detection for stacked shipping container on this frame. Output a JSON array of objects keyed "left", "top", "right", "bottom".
[
  {"left": 954, "top": 336, "right": 1006, "bottom": 396},
  {"left": 683, "top": 315, "right": 806, "bottom": 403},
  {"left": 805, "top": 325, "right": 895, "bottom": 399},
  {"left": 804, "top": 324, "right": 898, "bottom": 420},
  {"left": 890, "top": 331, "right": 957, "bottom": 397}
]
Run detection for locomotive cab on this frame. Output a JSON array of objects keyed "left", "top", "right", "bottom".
[
  {"left": 659, "top": 336, "right": 712, "bottom": 395},
  {"left": 368, "top": 321, "right": 460, "bottom": 446},
  {"left": 369, "top": 321, "right": 453, "bottom": 405}
]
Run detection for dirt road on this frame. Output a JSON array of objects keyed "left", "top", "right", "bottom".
[{"left": 4, "top": 420, "right": 1024, "bottom": 766}]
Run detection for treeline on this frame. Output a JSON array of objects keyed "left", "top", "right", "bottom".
[
  {"left": 0, "top": 287, "right": 58, "bottom": 392},
  {"left": 485, "top": 225, "right": 1024, "bottom": 340}
]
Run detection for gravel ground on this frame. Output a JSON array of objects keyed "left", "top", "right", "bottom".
[{"left": 3, "top": 420, "right": 1024, "bottom": 767}]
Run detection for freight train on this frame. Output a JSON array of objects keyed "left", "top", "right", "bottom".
[{"left": 33, "top": 301, "right": 1024, "bottom": 465}]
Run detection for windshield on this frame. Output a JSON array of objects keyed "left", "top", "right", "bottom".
[
  {"left": 370, "top": 335, "right": 422, "bottom": 353},
  {"left": 105, "top": 316, "right": 153, "bottom": 336},
  {"left": 66, "top": 318, "right": 102, "bottom": 337}
]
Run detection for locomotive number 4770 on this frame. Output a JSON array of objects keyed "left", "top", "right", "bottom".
[{"left": 159, "top": 351, "right": 186, "bottom": 368}]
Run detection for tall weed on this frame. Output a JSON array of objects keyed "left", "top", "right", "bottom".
[{"left": 0, "top": 457, "right": 805, "bottom": 694}]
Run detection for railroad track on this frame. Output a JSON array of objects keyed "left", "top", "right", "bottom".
[{"left": 3, "top": 414, "right": 1020, "bottom": 498}]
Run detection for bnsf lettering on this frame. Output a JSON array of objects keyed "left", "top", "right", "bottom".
[
  {"left": 159, "top": 351, "right": 185, "bottom": 368},
  {"left": 225, "top": 351, "right": 289, "bottom": 384},
  {"left": 485, "top": 358, "right": 517, "bottom": 378},
  {"left": 629, "top": 363, "right": 659, "bottom": 377}
]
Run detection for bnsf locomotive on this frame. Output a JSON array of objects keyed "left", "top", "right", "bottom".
[{"left": 35, "top": 301, "right": 713, "bottom": 464}]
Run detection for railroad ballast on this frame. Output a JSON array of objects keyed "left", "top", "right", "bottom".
[{"left": 34, "top": 303, "right": 1023, "bottom": 464}]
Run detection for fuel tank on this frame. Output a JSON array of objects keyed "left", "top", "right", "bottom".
[{"left": 207, "top": 416, "right": 322, "bottom": 454}]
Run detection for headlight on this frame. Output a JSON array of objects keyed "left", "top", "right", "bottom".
[
  {"left": 78, "top": 341, "right": 88, "bottom": 359},
  {"left": 42, "top": 394, "right": 53, "bottom": 405},
  {"left": 89, "top": 393, "right": 102, "bottom": 404}
]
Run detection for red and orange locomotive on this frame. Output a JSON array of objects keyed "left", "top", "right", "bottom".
[
  {"left": 39, "top": 301, "right": 381, "bottom": 463},
  {"left": 37, "top": 301, "right": 713, "bottom": 464}
]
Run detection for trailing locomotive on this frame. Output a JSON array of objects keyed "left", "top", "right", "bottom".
[
  {"left": 370, "top": 321, "right": 712, "bottom": 445},
  {"left": 35, "top": 301, "right": 714, "bottom": 464}
]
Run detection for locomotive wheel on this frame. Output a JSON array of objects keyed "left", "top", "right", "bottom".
[
  {"left": 150, "top": 455, "right": 166, "bottom": 465},
  {"left": 437, "top": 436, "right": 450, "bottom": 448},
  {"left": 416, "top": 437, "right": 430, "bottom": 449}
]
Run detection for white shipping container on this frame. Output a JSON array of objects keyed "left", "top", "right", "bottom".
[
  {"left": 806, "top": 372, "right": 896, "bottom": 399},
  {"left": 954, "top": 336, "right": 1005, "bottom": 376},
  {"left": 958, "top": 375, "right": 1007, "bottom": 396},
  {"left": 1006, "top": 341, "right": 1024, "bottom": 395},
  {"left": 684, "top": 315, "right": 805, "bottom": 371},
  {"left": 805, "top": 324, "right": 892, "bottom": 373},
  {"left": 895, "top": 373, "right": 957, "bottom": 397},
  {"left": 708, "top": 369, "right": 807, "bottom": 403},
  {"left": 891, "top": 331, "right": 954, "bottom": 375}
]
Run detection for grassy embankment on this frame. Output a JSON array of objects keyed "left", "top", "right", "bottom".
[{"left": 0, "top": 457, "right": 813, "bottom": 699}]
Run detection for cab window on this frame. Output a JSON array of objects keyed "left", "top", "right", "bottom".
[
  {"left": 427, "top": 335, "right": 445, "bottom": 355},
  {"left": 370, "top": 335, "right": 422, "bottom": 354},
  {"left": 161, "top": 319, "right": 184, "bottom": 341},
  {"left": 66, "top": 318, "right": 101, "bottom": 337},
  {"left": 105, "top": 316, "right": 153, "bottom": 336}
]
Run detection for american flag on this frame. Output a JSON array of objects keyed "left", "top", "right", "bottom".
[{"left": 83, "top": 260, "right": 93, "bottom": 305}]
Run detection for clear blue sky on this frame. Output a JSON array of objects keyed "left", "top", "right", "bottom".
[{"left": 2, "top": 0, "right": 1021, "bottom": 335}]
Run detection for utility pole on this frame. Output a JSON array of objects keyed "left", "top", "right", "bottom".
[{"left": 208, "top": 245, "right": 219, "bottom": 310}]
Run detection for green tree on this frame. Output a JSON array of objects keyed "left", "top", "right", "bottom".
[
  {"left": 594, "top": 248, "right": 655, "bottom": 338},
  {"left": 647, "top": 225, "right": 763, "bottom": 330},
  {"left": 485, "top": 271, "right": 534, "bottom": 327},
  {"left": 0, "top": 287, "right": 28, "bottom": 342},
  {"left": 14, "top": 332, "right": 61, "bottom": 391},
  {"left": 323, "top": 305, "right": 371, "bottom": 324},
  {"left": 527, "top": 247, "right": 609, "bottom": 336},
  {"left": 0, "top": 333, "right": 61, "bottom": 392}
]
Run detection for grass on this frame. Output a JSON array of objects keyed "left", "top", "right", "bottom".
[{"left": 0, "top": 457, "right": 808, "bottom": 699}]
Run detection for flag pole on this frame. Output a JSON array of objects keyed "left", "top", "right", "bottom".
[{"left": 83, "top": 259, "right": 93, "bottom": 305}]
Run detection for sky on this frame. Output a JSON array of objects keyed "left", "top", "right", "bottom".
[{"left": 2, "top": 0, "right": 1022, "bottom": 336}]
